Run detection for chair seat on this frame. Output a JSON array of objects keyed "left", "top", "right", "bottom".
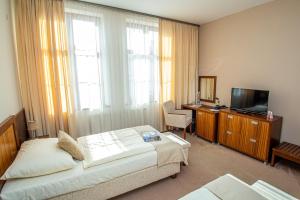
[{"left": 162, "top": 100, "right": 193, "bottom": 139}]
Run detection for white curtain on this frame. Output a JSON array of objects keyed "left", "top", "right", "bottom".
[{"left": 65, "top": 1, "right": 160, "bottom": 138}]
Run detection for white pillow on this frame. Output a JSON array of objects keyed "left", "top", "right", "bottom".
[{"left": 1, "top": 138, "right": 76, "bottom": 179}]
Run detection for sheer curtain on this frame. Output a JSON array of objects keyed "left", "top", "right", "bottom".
[{"left": 64, "top": 1, "right": 160, "bottom": 138}]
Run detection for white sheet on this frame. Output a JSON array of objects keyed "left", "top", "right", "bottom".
[
  {"left": 179, "top": 188, "right": 220, "bottom": 200},
  {"left": 179, "top": 174, "right": 266, "bottom": 200},
  {"left": 1, "top": 151, "right": 157, "bottom": 200},
  {"left": 179, "top": 174, "right": 298, "bottom": 200},
  {"left": 78, "top": 128, "right": 155, "bottom": 168},
  {"left": 204, "top": 174, "right": 267, "bottom": 200},
  {"left": 252, "top": 180, "right": 298, "bottom": 200}
]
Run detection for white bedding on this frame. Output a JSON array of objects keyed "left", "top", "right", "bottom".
[
  {"left": 1, "top": 125, "right": 188, "bottom": 200},
  {"left": 179, "top": 188, "right": 220, "bottom": 200},
  {"left": 252, "top": 180, "right": 298, "bottom": 200},
  {"left": 1, "top": 151, "right": 157, "bottom": 200},
  {"left": 179, "top": 174, "right": 297, "bottom": 200},
  {"left": 78, "top": 128, "right": 155, "bottom": 168}
]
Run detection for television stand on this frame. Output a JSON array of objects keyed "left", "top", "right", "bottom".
[
  {"left": 218, "top": 109, "right": 282, "bottom": 162},
  {"left": 231, "top": 108, "right": 267, "bottom": 116}
]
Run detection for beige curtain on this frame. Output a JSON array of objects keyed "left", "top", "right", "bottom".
[
  {"left": 160, "top": 19, "right": 199, "bottom": 108},
  {"left": 159, "top": 19, "right": 199, "bottom": 129},
  {"left": 14, "top": 0, "right": 73, "bottom": 137},
  {"left": 159, "top": 20, "right": 176, "bottom": 105}
]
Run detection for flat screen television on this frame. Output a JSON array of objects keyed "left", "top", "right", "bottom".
[{"left": 230, "top": 88, "right": 269, "bottom": 115}]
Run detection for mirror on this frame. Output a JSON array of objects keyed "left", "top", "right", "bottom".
[{"left": 198, "top": 76, "right": 217, "bottom": 103}]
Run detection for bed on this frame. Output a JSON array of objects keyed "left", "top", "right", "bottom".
[
  {"left": 0, "top": 110, "right": 190, "bottom": 200},
  {"left": 179, "top": 174, "right": 297, "bottom": 200}
]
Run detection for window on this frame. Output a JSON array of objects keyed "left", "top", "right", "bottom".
[
  {"left": 66, "top": 12, "right": 160, "bottom": 111},
  {"left": 126, "top": 21, "right": 159, "bottom": 106},
  {"left": 67, "top": 15, "right": 103, "bottom": 110}
]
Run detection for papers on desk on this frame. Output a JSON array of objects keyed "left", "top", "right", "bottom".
[
  {"left": 209, "top": 109, "right": 219, "bottom": 112},
  {"left": 189, "top": 104, "right": 202, "bottom": 108}
]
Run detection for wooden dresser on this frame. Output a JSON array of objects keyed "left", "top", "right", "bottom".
[
  {"left": 196, "top": 106, "right": 219, "bottom": 142},
  {"left": 218, "top": 109, "right": 282, "bottom": 162}
]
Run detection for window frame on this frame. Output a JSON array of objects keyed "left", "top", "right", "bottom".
[{"left": 66, "top": 14, "right": 103, "bottom": 111}]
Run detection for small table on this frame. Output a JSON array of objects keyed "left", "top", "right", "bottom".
[{"left": 271, "top": 142, "right": 300, "bottom": 166}]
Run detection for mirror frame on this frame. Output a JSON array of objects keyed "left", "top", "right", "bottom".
[{"left": 198, "top": 76, "right": 217, "bottom": 103}]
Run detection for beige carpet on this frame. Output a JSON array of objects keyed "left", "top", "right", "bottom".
[{"left": 113, "top": 133, "right": 300, "bottom": 200}]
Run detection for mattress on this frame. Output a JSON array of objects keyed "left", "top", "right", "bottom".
[{"left": 1, "top": 151, "right": 157, "bottom": 200}]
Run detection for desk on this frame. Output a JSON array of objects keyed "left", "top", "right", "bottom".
[
  {"left": 181, "top": 104, "right": 202, "bottom": 110},
  {"left": 181, "top": 104, "right": 201, "bottom": 133},
  {"left": 182, "top": 104, "right": 219, "bottom": 142}
]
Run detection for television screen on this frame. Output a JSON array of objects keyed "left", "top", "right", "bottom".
[{"left": 230, "top": 88, "right": 269, "bottom": 115}]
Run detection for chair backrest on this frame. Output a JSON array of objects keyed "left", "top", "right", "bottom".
[{"left": 162, "top": 100, "right": 175, "bottom": 117}]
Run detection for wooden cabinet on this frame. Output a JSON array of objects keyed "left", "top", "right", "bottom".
[
  {"left": 218, "top": 112, "right": 241, "bottom": 149},
  {"left": 196, "top": 107, "right": 218, "bottom": 142},
  {"left": 239, "top": 118, "right": 270, "bottom": 160},
  {"left": 218, "top": 109, "right": 282, "bottom": 162}
]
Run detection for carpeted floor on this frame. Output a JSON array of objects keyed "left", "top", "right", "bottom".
[{"left": 113, "top": 133, "right": 300, "bottom": 200}]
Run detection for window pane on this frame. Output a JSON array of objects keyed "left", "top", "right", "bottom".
[
  {"left": 76, "top": 55, "right": 100, "bottom": 83},
  {"left": 126, "top": 24, "right": 159, "bottom": 106},
  {"left": 89, "top": 84, "right": 101, "bottom": 109},
  {"left": 78, "top": 83, "right": 101, "bottom": 110},
  {"left": 131, "top": 57, "right": 151, "bottom": 82},
  {"left": 127, "top": 28, "right": 146, "bottom": 54},
  {"left": 78, "top": 83, "right": 90, "bottom": 109},
  {"left": 70, "top": 17, "right": 102, "bottom": 110},
  {"left": 72, "top": 20, "right": 99, "bottom": 51}
]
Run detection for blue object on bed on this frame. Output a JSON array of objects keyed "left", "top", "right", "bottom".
[{"left": 142, "top": 132, "right": 161, "bottom": 142}]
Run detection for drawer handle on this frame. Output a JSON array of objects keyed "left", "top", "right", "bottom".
[
  {"left": 226, "top": 131, "right": 232, "bottom": 135},
  {"left": 251, "top": 120, "right": 258, "bottom": 125},
  {"left": 250, "top": 138, "right": 256, "bottom": 143},
  {"left": 228, "top": 115, "right": 233, "bottom": 119}
]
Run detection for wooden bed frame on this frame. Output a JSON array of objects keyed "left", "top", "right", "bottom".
[{"left": 0, "top": 109, "right": 28, "bottom": 190}]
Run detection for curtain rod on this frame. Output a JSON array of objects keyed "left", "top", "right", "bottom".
[{"left": 76, "top": 0, "right": 200, "bottom": 27}]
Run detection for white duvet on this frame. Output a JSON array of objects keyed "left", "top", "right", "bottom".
[
  {"left": 1, "top": 151, "right": 157, "bottom": 200},
  {"left": 78, "top": 128, "right": 155, "bottom": 168},
  {"left": 179, "top": 174, "right": 297, "bottom": 200}
]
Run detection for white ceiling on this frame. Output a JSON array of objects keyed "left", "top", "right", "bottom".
[{"left": 82, "top": 0, "right": 273, "bottom": 25}]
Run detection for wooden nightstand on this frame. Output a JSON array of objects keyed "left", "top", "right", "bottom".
[{"left": 196, "top": 106, "right": 219, "bottom": 143}]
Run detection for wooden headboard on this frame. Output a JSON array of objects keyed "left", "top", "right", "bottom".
[{"left": 0, "top": 109, "right": 28, "bottom": 190}]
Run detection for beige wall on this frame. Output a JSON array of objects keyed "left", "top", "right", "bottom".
[
  {"left": 0, "top": 0, "right": 21, "bottom": 122},
  {"left": 199, "top": 0, "right": 300, "bottom": 145}
]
